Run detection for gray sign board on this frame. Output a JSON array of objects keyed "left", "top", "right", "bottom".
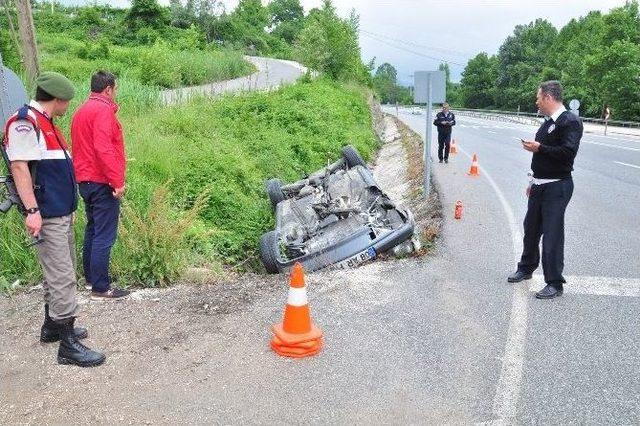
[
  {"left": 413, "top": 70, "right": 446, "bottom": 104},
  {"left": 0, "top": 66, "right": 29, "bottom": 125}
]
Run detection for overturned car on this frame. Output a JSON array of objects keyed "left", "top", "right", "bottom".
[{"left": 259, "top": 145, "right": 415, "bottom": 273}]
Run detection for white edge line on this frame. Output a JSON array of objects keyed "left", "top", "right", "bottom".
[
  {"left": 457, "top": 148, "right": 527, "bottom": 424},
  {"left": 528, "top": 275, "right": 640, "bottom": 298},
  {"left": 614, "top": 161, "right": 640, "bottom": 170}
]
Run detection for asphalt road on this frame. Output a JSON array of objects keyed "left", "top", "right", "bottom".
[
  {"left": 162, "top": 56, "right": 307, "bottom": 104},
  {"left": 3, "top": 105, "right": 639, "bottom": 425},
  {"left": 385, "top": 106, "right": 640, "bottom": 424}
]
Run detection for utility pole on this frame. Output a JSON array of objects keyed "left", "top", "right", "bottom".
[{"left": 14, "top": 0, "right": 39, "bottom": 83}]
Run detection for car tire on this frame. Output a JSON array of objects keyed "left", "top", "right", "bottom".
[
  {"left": 265, "top": 178, "right": 285, "bottom": 209},
  {"left": 260, "top": 230, "right": 281, "bottom": 274},
  {"left": 342, "top": 145, "right": 366, "bottom": 168}
]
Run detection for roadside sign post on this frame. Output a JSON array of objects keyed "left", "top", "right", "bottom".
[
  {"left": 569, "top": 99, "right": 580, "bottom": 117},
  {"left": 414, "top": 70, "right": 446, "bottom": 197}
]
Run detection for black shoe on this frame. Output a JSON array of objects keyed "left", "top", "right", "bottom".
[
  {"left": 507, "top": 270, "right": 533, "bottom": 283},
  {"left": 40, "top": 304, "right": 88, "bottom": 343},
  {"left": 535, "top": 285, "right": 563, "bottom": 299},
  {"left": 445, "top": 159, "right": 449, "bottom": 164},
  {"left": 57, "top": 318, "right": 105, "bottom": 367},
  {"left": 90, "top": 287, "right": 130, "bottom": 301},
  {"left": 439, "top": 159, "right": 443, "bottom": 163}
]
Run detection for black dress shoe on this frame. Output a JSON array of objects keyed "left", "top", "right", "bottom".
[
  {"left": 535, "top": 285, "right": 563, "bottom": 299},
  {"left": 507, "top": 270, "right": 532, "bottom": 283}
]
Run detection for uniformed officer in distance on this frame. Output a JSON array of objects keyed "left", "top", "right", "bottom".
[
  {"left": 433, "top": 102, "right": 456, "bottom": 163},
  {"left": 2, "top": 72, "right": 106, "bottom": 366},
  {"left": 508, "top": 81, "right": 583, "bottom": 299}
]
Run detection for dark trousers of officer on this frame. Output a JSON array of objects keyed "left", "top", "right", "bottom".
[
  {"left": 79, "top": 182, "right": 120, "bottom": 293},
  {"left": 437, "top": 132, "right": 451, "bottom": 161},
  {"left": 517, "top": 178, "right": 574, "bottom": 286}
]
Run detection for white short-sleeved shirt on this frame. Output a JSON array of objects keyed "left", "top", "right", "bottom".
[{"left": 6, "top": 118, "right": 42, "bottom": 162}]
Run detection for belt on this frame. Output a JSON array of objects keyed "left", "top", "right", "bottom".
[{"left": 527, "top": 172, "right": 560, "bottom": 186}]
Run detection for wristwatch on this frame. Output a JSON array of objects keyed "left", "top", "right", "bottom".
[{"left": 26, "top": 207, "right": 40, "bottom": 215}]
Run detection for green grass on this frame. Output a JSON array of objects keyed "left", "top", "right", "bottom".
[
  {"left": 1, "top": 79, "right": 379, "bottom": 288},
  {"left": 38, "top": 33, "right": 255, "bottom": 89}
]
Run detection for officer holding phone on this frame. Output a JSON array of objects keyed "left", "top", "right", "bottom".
[{"left": 508, "top": 81, "right": 583, "bottom": 299}]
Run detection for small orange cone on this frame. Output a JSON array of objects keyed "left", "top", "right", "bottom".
[
  {"left": 450, "top": 139, "right": 458, "bottom": 155},
  {"left": 467, "top": 154, "right": 480, "bottom": 177},
  {"left": 454, "top": 201, "right": 463, "bottom": 219},
  {"left": 271, "top": 263, "right": 323, "bottom": 358}
]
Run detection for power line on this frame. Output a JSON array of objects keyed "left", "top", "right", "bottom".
[
  {"left": 359, "top": 31, "right": 467, "bottom": 67},
  {"left": 360, "top": 28, "right": 473, "bottom": 58}
]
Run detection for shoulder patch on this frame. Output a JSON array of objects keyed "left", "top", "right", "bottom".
[{"left": 14, "top": 124, "right": 33, "bottom": 134}]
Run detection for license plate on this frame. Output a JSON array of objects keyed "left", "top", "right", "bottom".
[{"left": 336, "top": 247, "right": 376, "bottom": 269}]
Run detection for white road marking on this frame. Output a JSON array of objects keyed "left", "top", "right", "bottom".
[
  {"left": 583, "top": 140, "right": 640, "bottom": 152},
  {"left": 614, "top": 161, "right": 640, "bottom": 170},
  {"left": 457, "top": 148, "right": 527, "bottom": 425},
  {"left": 529, "top": 275, "right": 640, "bottom": 297}
]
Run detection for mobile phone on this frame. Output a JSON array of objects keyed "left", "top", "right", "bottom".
[{"left": 516, "top": 137, "right": 526, "bottom": 143}]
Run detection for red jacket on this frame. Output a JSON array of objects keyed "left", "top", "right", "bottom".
[{"left": 71, "top": 93, "right": 126, "bottom": 189}]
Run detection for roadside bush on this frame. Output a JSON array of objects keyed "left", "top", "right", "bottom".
[{"left": 112, "top": 185, "right": 211, "bottom": 287}]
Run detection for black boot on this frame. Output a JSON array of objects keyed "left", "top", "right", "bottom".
[
  {"left": 57, "top": 318, "right": 106, "bottom": 367},
  {"left": 40, "top": 304, "right": 88, "bottom": 343}
]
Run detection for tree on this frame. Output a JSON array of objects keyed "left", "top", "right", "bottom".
[
  {"left": 125, "top": 0, "right": 168, "bottom": 31},
  {"left": 233, "top": 0, "right": 268, "bottom": 31},
  {"left": 586, "top": 40, "right": 640, "bottom": 121},
  {"left": 295, "top": 1, "right": 368, "bottom": 82},
  {"left": 459, "top": 53, "right": 498, "bottom": 109},
  {"left": 495, "top": 19, "right": 558, "bottom": 111},
  {"left": 268, "top": 0, "right": 304, "bottom": 43},
  {"left": 373, "top": 62, "right": 399, "bottom": 103},
  {"left": 546, "top": 11, "right": 605, "bottom": 117}
]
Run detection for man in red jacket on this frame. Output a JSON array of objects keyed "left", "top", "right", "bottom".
[{"left": 71, "top": 71, "right": 129, "bottom": 300}]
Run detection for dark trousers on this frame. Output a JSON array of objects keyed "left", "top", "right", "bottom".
[
  {"left": 437, "top": 133, "right": 451, "bottom": 161},
  {"left": 79, "top": 182, "right": 120, "bottom": 293},
  {"left": 517, "top": 178, "right": 574, "bottom": 286}
]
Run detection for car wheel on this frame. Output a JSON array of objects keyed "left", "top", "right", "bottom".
[
  {"left": 342, "top": 145, "right": 366, "bottom": 168},
  {"left": 265, "top": 178, "right": 285, "bottom": 209},
  {"left": 260, "top": 230, "right": 281, "bottom": 274}
]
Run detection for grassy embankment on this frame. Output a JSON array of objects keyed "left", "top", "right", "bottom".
[{"left": 1, "top": 72, "right": 379, "bottom": 291}]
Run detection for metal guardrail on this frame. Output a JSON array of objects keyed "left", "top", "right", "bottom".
[{"left": 451, "top": 107, "right": 640, "bottom": 129}]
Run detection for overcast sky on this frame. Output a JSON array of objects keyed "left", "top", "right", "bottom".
[{"left": 60, "top": 0, "right": 628, "bottom": 84}]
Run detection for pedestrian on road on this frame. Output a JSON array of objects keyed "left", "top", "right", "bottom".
[
  {"left": 433, "top": 102, "right": 456, "bottom": 163},
  {"left": 508, "top": 81, "right": 583, "bottom": 299},
  {"left": 2, "top": 71, "right": 105, "bottom": 366},
  {"left": 71, "top": 71, "right": 129, "bottom": 301}
]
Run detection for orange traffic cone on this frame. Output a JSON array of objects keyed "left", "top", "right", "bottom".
[
  {"left": 467, "top": 154, "right": 480, "bottom": 177},
  {"left": 450, "top": 139, "right": 458, "bottom": 155},
  {"left": 271, "top": 263, "right": 323, "bottom": 358}
]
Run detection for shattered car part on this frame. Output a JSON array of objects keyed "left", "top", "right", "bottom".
[{"left": 259, "top": 145, "right": 415, "bottom": 273}]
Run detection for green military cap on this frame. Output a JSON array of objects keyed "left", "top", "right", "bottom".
[{"left": 36, "top": 71, "right": 75, "bottom": 100}]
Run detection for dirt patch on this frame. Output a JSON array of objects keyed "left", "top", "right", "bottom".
[{"left": 393, "top": 116, "right": 444, "bottom": 253}]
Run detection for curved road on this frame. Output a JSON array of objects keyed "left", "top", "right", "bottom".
[{"left": 161, "top": 56, "right": 308, "bottom": 104}]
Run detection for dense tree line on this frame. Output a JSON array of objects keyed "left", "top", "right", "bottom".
[{"left": 458, "top": 1, "right": 640, "bottom": 121}]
